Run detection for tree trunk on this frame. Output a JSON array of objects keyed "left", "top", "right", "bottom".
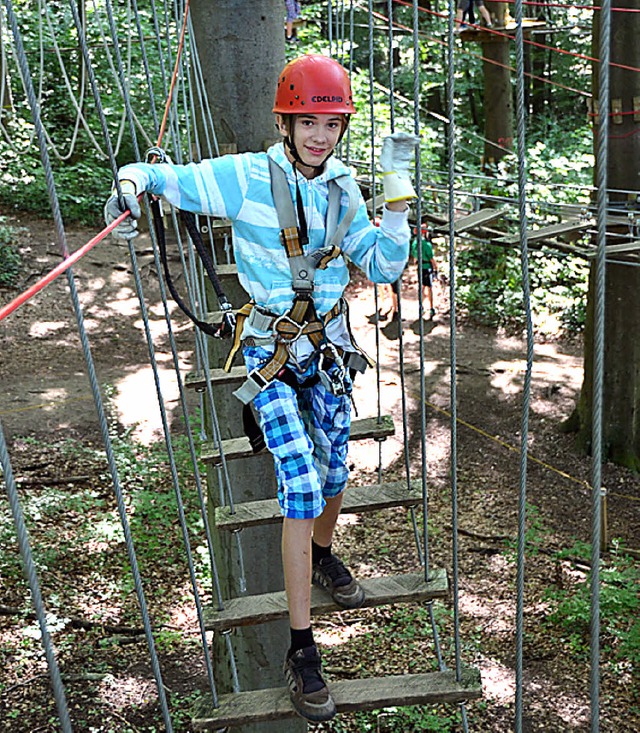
[
  {"left": 575, "top": 0, "right": 640, "bottom": 470},
  {"left": 482, "top": 3, "right": 513, "bottom": 166},
  {"left": 189, "top": 3, "right": 307, "bottom": 731},
  {"left": 190, "top": 0, "right": 284, "bottom": 153}
]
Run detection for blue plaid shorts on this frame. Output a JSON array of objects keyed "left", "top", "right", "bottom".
[{"left": 243, "top": 346, "right": 352, "bottom": 519}]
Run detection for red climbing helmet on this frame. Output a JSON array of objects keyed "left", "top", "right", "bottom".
[{"left": 273, "top": 54, "right": 356, "bottom": 115}]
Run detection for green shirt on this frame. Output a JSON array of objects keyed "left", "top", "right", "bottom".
[{"left": 410, "top": 237, "right": 434, "bottom": 271}]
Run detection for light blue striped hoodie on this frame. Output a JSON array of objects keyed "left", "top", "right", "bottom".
[
  {"left": 119, "top": 142, "right": 410, "bottom": 352},
  {"left": 120, "top": 141, "right": 409, "bottom": 305}
]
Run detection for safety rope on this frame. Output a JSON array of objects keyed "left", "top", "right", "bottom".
[
  {"left": 511, "top": 0, "right": 536, "bottom": 727},
  {"left": 100, "top": 0, "right": 234, "bottom": 705},
  {"left": 590, "top": 0, "right": 612, "bottom": 729}
]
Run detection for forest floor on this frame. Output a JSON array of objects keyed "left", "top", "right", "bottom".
[{"left": 0, "top": 213, "right": 638, "bottom": 732}]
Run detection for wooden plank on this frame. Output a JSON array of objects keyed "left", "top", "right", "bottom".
[
  {"left": 434, "top": 208, "right": 503, "bottom": 234},
  {"left": 185, "top": 366, "right": 247, "bottom": 391},
  {"left": 204, "top": 569, "right": 448, "bottom": 630},
  {"left": 192, "top": 667, "right": 481, "bottom": 729},
  {"left": 212, "top": 263, "right": 238, "bottom": 277},
  {"left": 590, "top": 240, "right": 640, "bottom": 257},
  {"left": 494, "top": 219, "right": 592, "bottom": 245},
  {"left": 215, "top": 479, "right": 422, "bottom": 531},
  {"left": 202, "top": 415, "right": 395, "bottom": 466}
]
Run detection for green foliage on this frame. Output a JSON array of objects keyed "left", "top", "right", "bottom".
[
  {"left": 0, "top": 2, "right": 170, "bottom": 225},
  {"left": 545, "top": 542, "right": 640, "bottom": 668},
  {"left": 0, "top": 217, "right": 23, "bottom": 287},
  {"left": 319, "top": 704, "right": 462, "bottom": 732},
  {"left": 455, "top": 242, "right": 589, "bottom": 334}
]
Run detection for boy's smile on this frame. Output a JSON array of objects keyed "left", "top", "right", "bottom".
[{"left": 277, "top": 113, "right": 346, "bottom": 178}]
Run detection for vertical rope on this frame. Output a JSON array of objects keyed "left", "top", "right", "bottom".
[
  {"left": 444, "top": 0, "right": 466, "bottom": 696},
  {"left": 512, "top": 0, "right": 535, "bottom": 728},
  {"left": 365, "top": 0, "right": 386, "bottom": 486},
  {"left": 4, "top": 1, "right": 175, "bottom": 726},
  {"left": 0, "top": 420, "right": 72, "bottom": 731},
  {"left": 100, "top": 0, "right": 225, "bottom": 704},
  {"left": 590, "top": 1, "right": 611, "bottom": 730}
]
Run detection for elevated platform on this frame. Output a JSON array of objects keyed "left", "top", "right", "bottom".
[
  {"left": 434, "top": 208, "right": 504, "bottom": 234},
  {"left": 192, "top": 667, "right": 482, "bottom": 729},
  {"left": 493, "top": 218, "right": 593, "bottom": 245},
  {"left": 457, "top": 18, "right": 547, "bottom": 42}
]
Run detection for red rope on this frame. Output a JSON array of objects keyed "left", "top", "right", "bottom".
[
  {"left": 0, "top": 213, "right": 129, "bottom": 322},
  {"left": 0, "top": 2, "right": 192, "bottom": 324},
  {"left": 156, "top": 0, "right": 191, "bottom": 149}
]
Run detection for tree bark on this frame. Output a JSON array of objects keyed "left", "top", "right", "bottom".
[
  {"left": 575, "top": 0, "right": 640, "bottom": 470},
  {"left": 482, "top": 3, "right": 513, "bottom": 166},
  {"left": 190, "top": 0, "right": 284, "bottom": 153}
]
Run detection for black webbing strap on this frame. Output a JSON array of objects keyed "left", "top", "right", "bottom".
[
  {"left": 242, "top": 404, "right": 266, "bottom": 453},
  {"left": 150, "top": 197, "right": 233, "bottom": 338}
]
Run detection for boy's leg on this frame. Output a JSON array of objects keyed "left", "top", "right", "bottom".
[
  {"left": 244, "top": 351, "right": 337, "bottom": 721},
  {"left": 311, "top": 496, "right": 366, "bottom": 609},
  {"left": 282, "top": 516, "right": 315, "bottom": 630},
  {"left": 313, "top": 492, "right": 343, "bottom": 546}
]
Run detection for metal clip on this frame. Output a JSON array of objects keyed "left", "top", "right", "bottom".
[
  {"left": 145, "top": 145, "right": 171, "bottom": 164},
  {"left": 318, "top": 344, "right": 347, "bottom": 396},
  {"left": 272, "top": 313, "right": 307, "bottom": 343}
]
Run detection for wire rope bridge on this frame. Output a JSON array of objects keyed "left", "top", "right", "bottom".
[{"left": 0, "top": 1, "right": 618, "bottom": 732}]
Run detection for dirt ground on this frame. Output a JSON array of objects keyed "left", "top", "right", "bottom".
[{"left": 1, "top": 213, "right": 638, "bottom": 732}]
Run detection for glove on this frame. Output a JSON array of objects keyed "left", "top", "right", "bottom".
[
  {"left": 104, "top": 179, "right": 142, "bottom": 240},
  {"left": 379, "top": 131, "right": 420, "bottom": 203}
]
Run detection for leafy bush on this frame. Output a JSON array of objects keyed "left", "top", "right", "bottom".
[{"left": 545, "top": 542, "right": 640, "bottom": 668}]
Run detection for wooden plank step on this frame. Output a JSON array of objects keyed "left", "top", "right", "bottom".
[
  {"left": 211, "top": 263, "right": 237, "bottom": 277},
  {"left": 185, "top": 365, "right": 246, "bottom": 391},
  {"left": 204, "top": 569, "right": 448, "bottom": 630},
  {"left": 434, "top": 208, "right": 503, "bottom": 234},
  {"left": 192, "top": 667, "right": 481, "bottom": 729},
  {"left": 202, "top": 414, "right": 395, "bottom": 466},
  {"left": 215, "top": 479, "right": 422, "bottom": 531},
  {"left": 587, "top": 240, "right": 640, "bottom": 258},
  {"left": 494, "top": 219, "right": 593, "bottom": 245}
]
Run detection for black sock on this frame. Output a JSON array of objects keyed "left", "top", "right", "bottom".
[
  {"left": 312, "top": 539, "right": 332, "bottom": 565},
  {"left": 289, "top": 626, "right": 314, "bottom": 655}
]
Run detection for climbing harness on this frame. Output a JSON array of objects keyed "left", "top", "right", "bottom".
[{"left": 226, "top": 156, "right": 372, "bottom": 410}]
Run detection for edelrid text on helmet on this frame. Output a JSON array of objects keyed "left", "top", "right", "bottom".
[
  {"left": 273, "top": 54, "right": 355, "bottom": 115},
  {"left": 311, "top": 95, "right": 344, "bottom": 104}
]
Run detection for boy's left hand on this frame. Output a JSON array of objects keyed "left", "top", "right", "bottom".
[{"left": 379, "top": 132, "right": 420, "bottom": 203}]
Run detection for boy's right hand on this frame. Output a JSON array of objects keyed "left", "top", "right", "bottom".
[{"left": 104, "top": 180, "right": 141, "bottom": 240}]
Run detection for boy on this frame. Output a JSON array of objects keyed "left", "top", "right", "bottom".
[
  {"left": 105, "top": 54, "right": 418, "bottom": 722},
  {"left": 411, "top": 224, "right": 438, "bottom": 319}
]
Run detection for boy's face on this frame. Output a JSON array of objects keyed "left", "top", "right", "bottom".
[{"left": 277, "top": 113, "right": 345, "bottom": 176}]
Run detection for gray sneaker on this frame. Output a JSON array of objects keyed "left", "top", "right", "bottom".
[
  {"left": 283, "top": 645, "right": 337, "bottom": 722},
  {"left": 312, "top": 554, "right": 365, "bottom": 609}
]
